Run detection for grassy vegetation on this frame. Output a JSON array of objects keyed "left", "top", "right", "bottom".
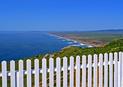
[{"left": 53, "top": 39, "right": 123, "bottom": 58}]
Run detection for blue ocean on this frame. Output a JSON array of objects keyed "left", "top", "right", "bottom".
[{"left": 0, "top": 31, "right": 88, "bottom": 61}]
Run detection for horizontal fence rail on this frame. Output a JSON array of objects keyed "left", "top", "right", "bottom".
[{"left": 0, "top": 52, "right": 123, "bottom": 87}]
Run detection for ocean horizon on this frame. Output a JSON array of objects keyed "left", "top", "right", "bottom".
[{"left": 0, "top": 31, "right": 88, "bottom": 61}]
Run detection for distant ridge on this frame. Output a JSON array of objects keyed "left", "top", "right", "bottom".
[
  {"left": 94, "top": 29, "right": 123, "bottom": 32},
  {"left": 49, "top": 29, "right": 123, "bottom": 33}
]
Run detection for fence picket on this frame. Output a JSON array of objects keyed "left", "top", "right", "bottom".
[
  {"left": 10, "top": 60, "right": 16, "bottom": 87},
  {"left": 88, "top": 55, "right": 92, "bottom": 87},
  {"left": 26, "top": 59, "right": 32, "bottom": 87},
  {"left": 34, "top": 59, "right": 39, "bottom": 87},
  {"left": 118, "top": 60, "right": 120, "bottom": 87},
  {"left": 17, "top": 60, "right": 24, "bottom": 87},
  {"left": 109, "top": 53, "right": 113, "bottom": 87},
  {"left": 82, "top": 55, "right": 86, "bottom": 87},
  {"left": 93, "top": 54, "right": 98, "bottom": 87},
  {"left": 42, "top": 58, "right": 47, "bottom": 87},
  {"left": 70, "top": 56, "right": 74, "bottom": 87},
  {"left": 114, "top": 52, "right": 118, "bottom": 87},
  {"left": 104, "top": 53, "right": 108, "bottom": 87},
  {"left": 56, "top": 57, "right": 61, "bottom": 87},
  {"left": 63, "top": 57, "right": 68, "bottom": 87},
  {"left": 17, "top": 71, "right": 19, "bottom": 87},
  {"left": 76, "top": 56, "right": 80, "bottom": 87},
  {"left": 118, "top": 52, "right": 122, "bottom": 87},
  {"left": 49, "top": 58, "right": 54, "bottom": 87},
  {"left": 122, "top": 52, "right": 123, "bottom": 87},
  {"left": 0, "top": 52, "right": 123, "bottom": 87},
  {"left": 99, "top": 54, "right": 103, "bottom": 87},
  {"left": 2, "top": 61, "right": 7, "bottom": 87}
]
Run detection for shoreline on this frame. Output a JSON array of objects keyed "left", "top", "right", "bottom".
[
  {"left": 49, "top": 32, "right": 106, "bottom": 47},
  {"left": 48, "top": 33, "right": 93, "bottom": 48}
]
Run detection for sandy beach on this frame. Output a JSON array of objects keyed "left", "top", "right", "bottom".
[{"left": 49, "top": 32, "right": 107, "bottom": 47}]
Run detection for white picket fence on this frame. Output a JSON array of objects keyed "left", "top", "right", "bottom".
[{"left": 0, "top": 52, "right": 123, "bottom": 87}]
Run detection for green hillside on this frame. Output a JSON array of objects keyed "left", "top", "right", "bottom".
[{"left": 53, "top": 39, "right": 123, "bottom": 58}]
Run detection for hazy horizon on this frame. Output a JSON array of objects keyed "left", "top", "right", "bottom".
[{"left": 0, "top": 29, "right": 123, "bottom": 32}]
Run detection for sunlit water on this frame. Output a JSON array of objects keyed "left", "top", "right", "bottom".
[{"left": 0, "top": 31, "right": 88, "bottom": 61}]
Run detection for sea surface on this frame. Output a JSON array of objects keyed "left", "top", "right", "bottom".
[{"left": 0, "top": 31, "right": 88, "bottom": 61}]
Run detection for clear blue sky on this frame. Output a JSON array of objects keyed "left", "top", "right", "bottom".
[{"left": 0, "top": 0, "right": 123, "bottom": 31}]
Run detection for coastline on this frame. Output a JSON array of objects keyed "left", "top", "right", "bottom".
[
  {"left": 49, "top": 32, "right": 106, "bottom": 47},
  {"left": 48, "top": 33, "right": 94, "bottom": 48}
]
